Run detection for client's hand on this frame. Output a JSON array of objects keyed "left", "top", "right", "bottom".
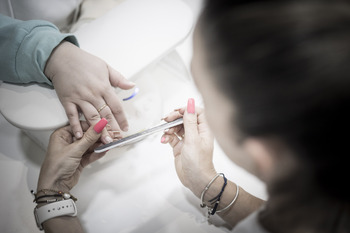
[
  {"left": 37, "top": 118, "right": 108, "bottom": 193},
  {"left": 44, "top": 41, "right": 135, "bottom": 144},
  {"left": 160, "top": 98, "right": 217, "bottom": 197}
]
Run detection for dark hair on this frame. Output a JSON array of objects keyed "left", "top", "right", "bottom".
[{"left": 199, "top": 0, "right": 350, "bottom": 232}]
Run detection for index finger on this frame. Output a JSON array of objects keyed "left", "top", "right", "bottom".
[{"left": 104, "top": 89, "right": 129, "bottom": 132}]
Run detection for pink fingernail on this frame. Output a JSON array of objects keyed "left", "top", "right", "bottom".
[
  {"left": 94, "top": 118, "right": 108, "bottom": 133},
  {"left": 161, "top": 136, "right": 166, "bottom": 143},
  {"left": 187, "top": 98, "right": 195, "bottom": 114}
]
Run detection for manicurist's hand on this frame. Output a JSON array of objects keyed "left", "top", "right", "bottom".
[
  {"left": 44, "top": 41, "right": 135, "bottom": 144},
  {"left": 160, "top": 98, "right": 217, "bottom": 197},
  {"left": 37, "top": 118, "right": 108, "bottom": 193}
]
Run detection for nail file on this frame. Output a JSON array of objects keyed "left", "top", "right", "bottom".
[{"left": 94, "top": 118, "right": 184, "bottom": 153}]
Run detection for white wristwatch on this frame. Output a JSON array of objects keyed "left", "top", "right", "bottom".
[{"left": 34, "top": 199, "right": 77, "bottom": 230}]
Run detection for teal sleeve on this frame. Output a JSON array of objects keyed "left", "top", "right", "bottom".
[{"left": 0, "top": 14, "right": 79, "bottom": 86}]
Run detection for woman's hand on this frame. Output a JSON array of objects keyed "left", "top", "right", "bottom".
[
  {"left": 160, "top": 98, "right": 217, "bottom": 197},
  {"left": 37, "top": 119, "right": 108, "bottom": 193},
  {"left": 44, "top": 41, "right": 135, "bottom": 144}
]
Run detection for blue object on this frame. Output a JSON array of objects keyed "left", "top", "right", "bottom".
[{"left": 123, "top": 87, "right": 139, "bottom": 101}]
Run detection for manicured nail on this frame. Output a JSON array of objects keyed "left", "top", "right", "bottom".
[
  {"left": 187, "top": 98, "right": 195, "bottom": 114},
  {"left": 122, "top": 126, "right": 129, "bottom": 132},
  {"left": 105, "top": 135, "right": 113, "bottom": 143},
  {"left": 75, "top": 132, "right": 82, "bottom": 139},
  {"left": 94, "top": 118, "right": 108, "bottom": 133},
  {"left": 112, "top": 131, "right": 121, "bottom": 139},
  {"left": 161, "top": 136, "right": 166, "bottom": 143}
]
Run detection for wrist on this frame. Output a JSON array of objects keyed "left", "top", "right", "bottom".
[
  {"left": 34, "top": 199, "right": 78, "bottom": 231},
  {"left": 200, "top": 174, "right": 226, "bottom": 206},
  {"left": 37, "top": 170, "right": 71, "bottom": 194},
  {"left": 44, "top": 41, "right": 72, "bottom": 82},
  {"left": 37, "top": 185, "right": 71, "bottom": 195},
  {"left": 37, "top": 179, "right": 71, "bottom": 195},
  {"left": 34, "top": 189, "right": 77, "bottom": 208},
  {"left": 189, "top": 169, "right": 217, "bottom": 198}
]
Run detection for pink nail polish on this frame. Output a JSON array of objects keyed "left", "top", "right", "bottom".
[
  {"left": 161, "top": 136, "right": 166, "bottom": 143},
  {"left": 94, "top": 118, "right": 108, "bottom": 133},
  {"left": 187, "top": 98, "right": 195, "bottom": 114}
]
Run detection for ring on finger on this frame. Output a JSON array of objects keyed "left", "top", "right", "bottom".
[{"left": 97, "top": 103, "right": 108, "bottom": 112}]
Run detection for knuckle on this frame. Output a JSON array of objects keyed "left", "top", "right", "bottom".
[
  {"left": 83, "top": 132, "right": 96, "bottom": 144},
  {"left": 112, "top": 107, "right": 124, "bottom": 116},
  {"left": 104, "top": 112, "right": 114, "bottom": 121},
  {"left": 50, "top": 129, "right": 61, "bottom": 140},
  {"left": 66, "top": 112, "right": 77, "bottom": 120},
  {"left": 187, "top": 117, "right": 198, "bottom": 125},
  {"left": 87, "top": 113, "right": 100, "bottom": 122}
]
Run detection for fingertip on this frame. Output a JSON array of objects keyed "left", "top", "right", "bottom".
[
  {"left": 75, "top": 131, "right": 82, "bottom": 139},
  {"left": 125, "top": 81, "right": 136, "bottom": 88},
  {"left": 108, "top": 65, "right": 135, "bottom": 89},
  {"left": 71, "top": 123, "right": 83, "bottom": 139},
  {"left": 104, "top": 135, "right": 113, "bottom": 144},
  {"left": 161, "top": 135, "right": 167, "bottom": 143},
  {"left": 122, "top": 125, "right": 129, "bottom": 132}
]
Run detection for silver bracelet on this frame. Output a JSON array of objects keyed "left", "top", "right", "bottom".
[
  {"left": 200, "top": 173, "right": 223, "bottom": 209},
  {"left": 216, "top": 183, "right": 239, "bottom": 213}
]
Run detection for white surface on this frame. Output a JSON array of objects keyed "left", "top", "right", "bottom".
[
  {"left": 0, "top": 0, "right": 193, "bottom": 132},
  {"left": 74, "top": 0, "right": 194, "bottom": 80},
  {"left": 0, "top": 0, "right": 268, "bottom": 232},
  {"left": 0, "top": 83, "right": 68, "bottom": 130}
]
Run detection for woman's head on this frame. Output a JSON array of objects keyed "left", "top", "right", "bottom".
[{"left": 192, "top": 0, "right": 350, "bottom": 202}]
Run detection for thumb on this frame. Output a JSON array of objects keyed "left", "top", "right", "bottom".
[
  {"left": 108, "top": 65, "right": 135, "bottom": 89},
  {"left": 75, "top": 118, "right": 108, "bottom": 153},
  {"left": 184, "top": 98, "right": 199, "bottom": 143}
]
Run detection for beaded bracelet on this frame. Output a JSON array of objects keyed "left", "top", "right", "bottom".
[{"left": 31, "top": 189, "right": 77, "bottom": 203}]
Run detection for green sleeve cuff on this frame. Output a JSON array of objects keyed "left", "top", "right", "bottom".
[{"left": 16, "top": 24, "right": 79, "bottom": 86}]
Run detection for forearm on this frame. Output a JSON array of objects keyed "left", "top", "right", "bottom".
[
  {"left": 193, "top": 176, "right": 265, "bottom": 226},
  {"left": 43, "top": 216, "right": 84, "bottom": 233},
  {"left": 36, "top": 161, "right": 84, "bottom": 232}
]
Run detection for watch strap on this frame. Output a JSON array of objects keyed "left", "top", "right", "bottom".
[{"left": 34, "top": 199, "right": 77, "bottom": 230}]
